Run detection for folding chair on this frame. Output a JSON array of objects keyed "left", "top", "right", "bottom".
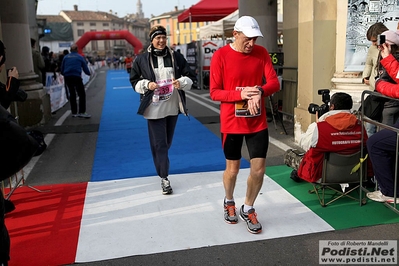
[{"left": 309, "top": 151, "right": 368, "bottom": 207}]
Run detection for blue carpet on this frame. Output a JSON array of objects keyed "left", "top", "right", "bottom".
[{"left": 91, "top": 70, "right": 249, "bottom": 181}]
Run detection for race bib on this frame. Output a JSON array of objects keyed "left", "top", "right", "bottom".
[
  {"left": 235, "top": 87, "right": 261, "bottom": 117},
  {"left": 157, "top": 79, "right": 174, "bottom": 101}
]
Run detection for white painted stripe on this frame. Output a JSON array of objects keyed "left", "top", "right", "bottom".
[
  {"left": 22, "top": 108, "right": 71, "bottom": 181},
  {"left": 113, "top": 86, "right": 132, "bottom": 90},
  {"left": 75, "top": 169, "right": 333, "bottom": 262},
  {"left": 186, "top": 92, "right": 221, "bottom": 114}
]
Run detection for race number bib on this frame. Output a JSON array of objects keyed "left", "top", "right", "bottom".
[
  {"left": 157, "top": 79, "right": 174, "bottom": 101},
  {"left": 235, "top": 87, "right": 261, "bottom": 117}
]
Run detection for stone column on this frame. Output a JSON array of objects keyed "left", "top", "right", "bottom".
[
  {"left": 239, "top": 0, "right": 278, "bottom": 52},
  {"left": 0, "top": 0, "right": 51, "bottom": 127},
  {"left": 293, "top": 0, "right": 337, "bottom": 142}
]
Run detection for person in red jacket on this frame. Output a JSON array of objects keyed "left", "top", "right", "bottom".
[
  {"left": 210, "top": 16, "right": 280, "bottom": 234},
  {"left": 366, "top": 36, "right": 399, "bottom": 203},
  {"left": 292, "top": 93, "right": 367, "bottom": 183}
]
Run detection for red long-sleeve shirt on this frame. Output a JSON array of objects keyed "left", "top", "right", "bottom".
[{"left": 210, "top": 44, "right": 280, "bottom": 134}]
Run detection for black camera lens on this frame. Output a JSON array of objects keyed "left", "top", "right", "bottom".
[{"left": 308, "top": 103, "right": 320, "bottom": 114}]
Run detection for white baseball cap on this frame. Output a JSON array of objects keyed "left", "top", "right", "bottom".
[{"left": 234, "top": 16, "right": 263, "bottom": 38}]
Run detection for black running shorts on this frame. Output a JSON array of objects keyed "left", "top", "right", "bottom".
[{"left": 221, "top": 128, "right": 269, "bottom": 160}]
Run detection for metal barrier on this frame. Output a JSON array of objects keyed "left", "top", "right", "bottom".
[{"left": 360, "top": 90, "right": 399, "bottom": 214}]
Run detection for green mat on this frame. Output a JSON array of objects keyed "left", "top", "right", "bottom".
[{"left": 266, "top": 165, "right": 399, "bottom": 230}]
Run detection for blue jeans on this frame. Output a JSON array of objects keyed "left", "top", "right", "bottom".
[
  {"left": 365, "top": 122, "right": 376, "bottom": 137},
  {"left": 367, "top": 121, "right": 399, "bottom": 197}
]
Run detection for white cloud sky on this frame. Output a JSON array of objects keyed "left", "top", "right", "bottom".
[{"left": 37, "top": 0, "right": 199, "bottom": 18}]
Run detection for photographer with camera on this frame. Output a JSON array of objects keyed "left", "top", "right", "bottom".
[
  {"left": 364, "top": 30, "right": 399, "bottom": 203},
  {"left": 0, "top": 39, "right": 39, "bottom": 266},
  {"left": 374, "top": 29, "right": 399, "bottom": 126},
  {"left": 0, "top": 42, "right": 26, "bottom": 110},
  {"left": 284, "top": 92, "right": 367, "bottom": 183}
]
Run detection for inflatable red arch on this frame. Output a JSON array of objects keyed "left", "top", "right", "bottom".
[{"left": 75, "top": 30, "right": 143, "bottom": 55}]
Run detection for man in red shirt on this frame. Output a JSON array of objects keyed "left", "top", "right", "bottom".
[{"left": 210, "top": 16, "right": 280, "bottom": 234}]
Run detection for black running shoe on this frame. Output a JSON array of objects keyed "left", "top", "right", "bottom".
[
  {"left": 224, "top": 200, "right": 238, "bottom": 224},
  {"left": 239, "top": 205, "right": 262, "bottom": 234},
  {"left": 290, "top": 169, "right": 302, "bottom": 182},
  {"left": 161, "top": 178, "right": 173, "bottom": 195}
]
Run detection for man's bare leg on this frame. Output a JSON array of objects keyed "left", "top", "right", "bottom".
[
  {"left": 244, "top": 157, "right": 266, "bottom": 206},
  {"left": 223, "top": 159, "right": 240, "bottom": 200}
]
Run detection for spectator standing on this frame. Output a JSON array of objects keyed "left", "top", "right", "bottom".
[
  {"left": 30, "top": 38, "right": 45, "bottom": 84},
  {"left": 377, "top": 30, "right": 399, "bottom": 126},
  {"left": 361, "top": 22, "right": 388, "bottom": 136},
  {"left": 367, "top": 34, "right": 399, "bottom": 203},
  {"left": 0, "top": 39, "right": 39, "bottom": 266},
  {"left": 129, "top": 25, "right": 194, "bottom": 195},
  {"left": 41, "top": 46, "right": 51, "bottom": 86},
  {"left": 61, "top": 44, "right": 91, "bottom": 118},
  {"left": 209, "top": 16, "right": 280, "bottom": 234}
]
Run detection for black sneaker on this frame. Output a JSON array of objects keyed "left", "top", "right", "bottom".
[
  {"left": 161, "top": 178, "right": 173, "bottom": 195},
  {"left": 239, "top": 205, "right": 262, "bottom": 234},
  {"left": 224, "top": 200, "right": 238, "bottom": 224},
  {"left": 290, "top": 169, "right": 302, "bottom": 182}
]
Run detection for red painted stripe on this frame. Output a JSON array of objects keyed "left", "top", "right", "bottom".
[{"left": 5, "top": 183, "right": 87, "bottom": 266}]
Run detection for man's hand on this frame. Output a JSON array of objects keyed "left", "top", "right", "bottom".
[
  {"left": 240, "top": 86, "right": 261, "bottom": 100},
  {"left": 8, "top": 67, "right": 19, "bottom": 79},
  {"left": 244, "top": 86, "right": 262, "bottom": 115}
]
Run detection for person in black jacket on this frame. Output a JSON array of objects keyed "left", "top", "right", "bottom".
[
  {"left": 130, "top": 25, "right": 194, "bottom": 195},
  {"left": 0, "top": 40, "right": 39, "bottom": 266}
]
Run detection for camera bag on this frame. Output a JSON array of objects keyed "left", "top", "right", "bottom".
[{"left": 359, "top": 92, "right": 386, "bottom": 121}]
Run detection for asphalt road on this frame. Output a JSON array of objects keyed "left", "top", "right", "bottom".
[{"left": 22, "top": 67, "right": 399, "bottom": 266}]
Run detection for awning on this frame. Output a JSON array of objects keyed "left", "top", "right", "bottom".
[
  {"left": 199, "top": 10, "right": 238, "bottom": 38},
  {"left": 177, "top": 0, "right": 238, "bottom": 23}
]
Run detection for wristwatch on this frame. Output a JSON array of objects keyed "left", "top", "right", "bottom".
[{"left": 256, "top": 86, "right": 264, "bottom": 95}]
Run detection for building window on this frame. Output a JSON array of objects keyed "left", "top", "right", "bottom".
[
  {"left": 103, "top": 23, "right": 109, "bottom": 27},
  {"left": 77, "top": 22, "right": 84, "bottom": 26},
  {"left": 104, "top": 40, "right": 110, "bottom": 50},
  {"left": 77, "top": 29, "right": 85, "bottom": 36},
  {"left": 91, "top": 40, "right": 98, "bottom": 51},
  {"left": 90, "top": 22, "right": 96, "bottom": 26},
  {"left": 157, "top": 19, "right": 160, "bottom": 24}
]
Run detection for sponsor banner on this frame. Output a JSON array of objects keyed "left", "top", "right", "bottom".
[
  {"left": 201, "top": 40, "right": 224, "bottom": 70},
  {"left": 45, "top": 72, "right": 68, "bottom": 112}
]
